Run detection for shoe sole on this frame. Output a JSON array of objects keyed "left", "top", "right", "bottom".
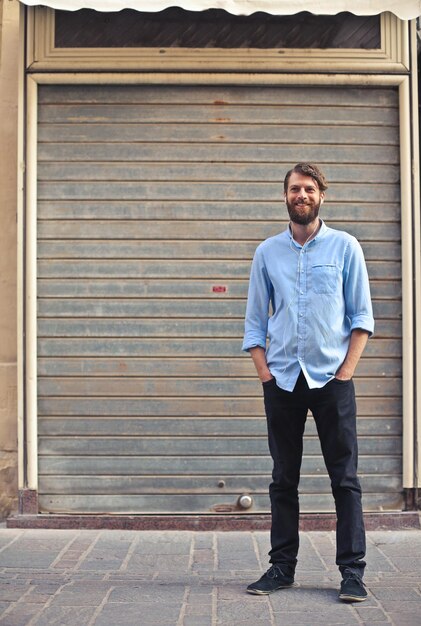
[
  {"left": 339, "top": 593, "right": 367, "bottom": 602},
  {"left": 246, "top": 582, "right": 296, "bottom": 595}
]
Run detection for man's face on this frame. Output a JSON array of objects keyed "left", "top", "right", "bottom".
[{"left": 284, "top": 172, "right": 324, "bottom": 225}]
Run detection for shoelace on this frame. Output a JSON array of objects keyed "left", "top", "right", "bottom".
[
  {"left": 266, "top": 564, "right": 286, "bottom": 579},
  {"left": 342, "top": 573, "right": 366, "bottom": 588}
]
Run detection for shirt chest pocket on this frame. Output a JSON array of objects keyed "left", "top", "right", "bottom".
[{"left": 311, "top": 264, "right": 341, "bottom": 294}]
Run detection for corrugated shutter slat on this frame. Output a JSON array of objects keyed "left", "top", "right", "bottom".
[{"left": 37, "top": 84, "right": 403, "bottom": 514}]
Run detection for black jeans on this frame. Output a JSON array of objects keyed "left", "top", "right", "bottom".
[{"left": 263, "top": 371, "right": 366, "bottom": 578}]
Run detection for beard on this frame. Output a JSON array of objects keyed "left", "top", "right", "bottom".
[{"left": 286, "top": 199, "right": 321, "bottom": 225}]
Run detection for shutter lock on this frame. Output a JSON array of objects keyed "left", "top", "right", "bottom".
[{"left": 237, "top": 494, "right": 253, "bottom": 509}]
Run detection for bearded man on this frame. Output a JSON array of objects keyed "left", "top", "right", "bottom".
[{"left": 242, "top": 163, "right": 374, "bottom": 602}]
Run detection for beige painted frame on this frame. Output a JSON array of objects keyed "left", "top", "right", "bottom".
[
  {"left": 410, "top": 20, "right": 421, "bottom": 490},
  {"left": 21, "top": 69, "right": 419, "bottom": 496},
  {"left": 17, "top": 1, "right": 25, "bottom": 490},
  {"left": 26, "top": 7, "right": 410, "bottom": 73}
]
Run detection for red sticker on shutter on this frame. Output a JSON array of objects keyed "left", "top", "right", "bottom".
[{"left": 212, "top": 285, "right": 227, "bottom": 293}]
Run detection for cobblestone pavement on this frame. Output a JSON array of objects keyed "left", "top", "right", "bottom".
[{"left": 0, "top": 528, "right": 420, "bottom": 625}]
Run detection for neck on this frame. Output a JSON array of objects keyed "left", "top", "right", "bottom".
[{"left": 290, "top": 218, "right": 321, "bottom": 246}]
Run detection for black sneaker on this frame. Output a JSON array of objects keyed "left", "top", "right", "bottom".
[
  {"left": 247, "top": 564, "right": 295, "bottom": 595},
  {"left": 339, "top": 571, "right": 368, "bottom": 602}
]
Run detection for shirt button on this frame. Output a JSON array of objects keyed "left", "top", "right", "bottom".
[
  {"left": 299, "top": 313, "right": 303, "bottom": 317},
  {"left": 300, "top": 290, "right": 304, "bottom": 294}
]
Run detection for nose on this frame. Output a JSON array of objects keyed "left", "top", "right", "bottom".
[{"left": 297, "top": 187, "right": 308, "bottom": 200}]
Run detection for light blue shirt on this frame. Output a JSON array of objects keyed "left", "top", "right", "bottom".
[{"left": 242, "top": 220, "right": 374, "bottom": 391}]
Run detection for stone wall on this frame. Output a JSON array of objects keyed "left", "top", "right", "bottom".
[{"left": 0, "top": 0, "right": 20, "bottom": 519}]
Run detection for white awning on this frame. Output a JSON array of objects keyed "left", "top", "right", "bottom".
[{"left": 17, "top": 0, "right": 421, "bottom": 20}]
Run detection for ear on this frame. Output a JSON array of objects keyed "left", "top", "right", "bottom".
[{"left": 320, "top": 193, "right": 325, "bottom": 204}]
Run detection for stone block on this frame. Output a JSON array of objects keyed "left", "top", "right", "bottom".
[
  {"left": 33, "top": 605, "right": 97, "bottom": 626},
  {"left": 108, "top": 584, "right": 185, "bottom": 603},
  {"left": 371, "top": 586, "right": 420, "bottom": 600},
  {"left": 94, "top": 601, "right": 182, "bottom": 625},
  {"left": 355, "top": 607, "right": 389, "bottom": 621}
]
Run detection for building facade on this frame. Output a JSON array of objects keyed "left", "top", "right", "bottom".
[{"left": 1, "top": 0, "right": 420, "bottom": 522}]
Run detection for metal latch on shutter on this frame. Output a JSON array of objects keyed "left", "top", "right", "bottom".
[{"left": 211, "top": 494, "right": 254, "bottom": 512}]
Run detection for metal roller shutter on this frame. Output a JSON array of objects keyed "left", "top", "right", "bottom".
[{"left": 36, "top": 84, "right": 403, "bottom": 513}]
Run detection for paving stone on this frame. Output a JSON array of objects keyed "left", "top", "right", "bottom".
[
  {"left": 14, "top": 572, "right": 68, "bottom": 580},
  {"left": 95, "top": 531, "right": 136, "bottom": 543},
  {"left": 217, "top": 533, "right": 255, "bottom": 552},
  {"left": 51, "top": 588, "right": 110, "bottom": 606},
  {"left": 271, "top": 613, "right": 359, "bottom": 626},
  {"left": 185, "top": 604, "right": 213, "bottom": 615},
  {"left": 70, "top": 572, "right": 108, "bottom": 580},
  {"left": 371, "top": 586, "right": 420, "bottom": 600},
  {"left": 117, "top": 553, "right": 160, "bottom": 569},
  {"left": 107, "top": 574, "right": 152, "bottom": 583},
  {"left": 386, "top": 613, "right": 421, "bottom": 626},
  {"left": 12, "top": 530, "right": 75, "bottom": 548},
  {"left": 217, "top": 559, "right": 260, "bottom": 572},
  {"left": 217, "top": 585, "right": 251, "bottom": 601},
  {"left": 0, "top": 602, "right": 43, "bottom": 626},
  {"left": 94, "top": 601, "right": 182, "bottom": 625},
  {"left": 0, "top": 528, "right": 420, "bottom": 626},
  {"left": 354, "top": 607, "right": 389, "bottom": 621},
  {"left": 191, "top": 563, "right": 214, "bottom": 574},
  {"left": 0, "top": 532, "right": 23, "bottom": 547},
  {"left": 218, "top": 621, "right": 273, "bottom": 626},
  {"left": 217, "top": 594, "right": 272, "bottom": 623},
  {"left": 26, "top": 595, "right": 52, "bottom": 606},
  {"left": 298, "top": 533, "right": 330, "bottom": 568},
  {"left": 134, "top": 533, "right": 193, "bottom": 555},
  {"left": 373, "top": 543, "right": 421, "bottom": 557},
  {"left": 0, "top": 585, "right": 30, "bottom": 602},
  {"left": 269, "top": 585, "right": 339, "bottom": 608},
  {"left": 77, "top": 539, "right": 132, "bottom": 571},
  {"left": 194, "top": 534, "right": 214, "bottom": 549},
  {"left": 108, "top": 584, "right": 185, "bottom": 603},
  {"left": 358, "top": 622, "right": 392, "bottom": 626},
  {"left": 0, "top": 551, "right": 60, "bottom": 569},
  {"left": 32, "top": 605, "right": 97, "bottom": 626},
  {"left": 66, "top": 580, "right": 110, "bottom": 588},
  {"left": 296, "top": 559, "right": 328, "bottom": 572},
  {"left": 192, "top": 549, "right": 214, "bottom": 563},
  {"left": 78, "top": 557, "right": 128, "bottom": 571},
  {"left": 365, "top": 546, "right": 398, "bottom": 571},
  {"left": 186, "top": 594, "right": 213, "bottom": 605},
  {"left": 374, "top": 599, "right": 421, "bottom": 613},
  {"left": 125, "top": 554, "right": 191, "bottom": 573},
  {"left": 184, "top": 616, "right": 213, "bottom": 626},
  {"left": 385, "top": 557, "right": 421, "bottom": 572},
  {"left": 373, "top": 573, "right": 420, "bottom": 582}
]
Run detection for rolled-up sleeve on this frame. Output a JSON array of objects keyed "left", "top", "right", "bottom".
[
  {"left": 343, "top": 238, "right": 375, "bottom": 336},
  {"left": 242, "top": 246, "right": 272, "bottom": 352}
]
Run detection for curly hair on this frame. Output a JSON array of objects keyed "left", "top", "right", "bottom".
[{"left": 284, "top": 163, "right": 328, "bottom": 193}]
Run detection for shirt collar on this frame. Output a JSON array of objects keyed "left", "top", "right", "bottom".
[{"left": 287, "top": 219, "right": 328, "bottom": 247}]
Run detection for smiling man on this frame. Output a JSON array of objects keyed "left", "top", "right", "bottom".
[{"left": 242, "top": 163, "right": 374, "bottom": 602}]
